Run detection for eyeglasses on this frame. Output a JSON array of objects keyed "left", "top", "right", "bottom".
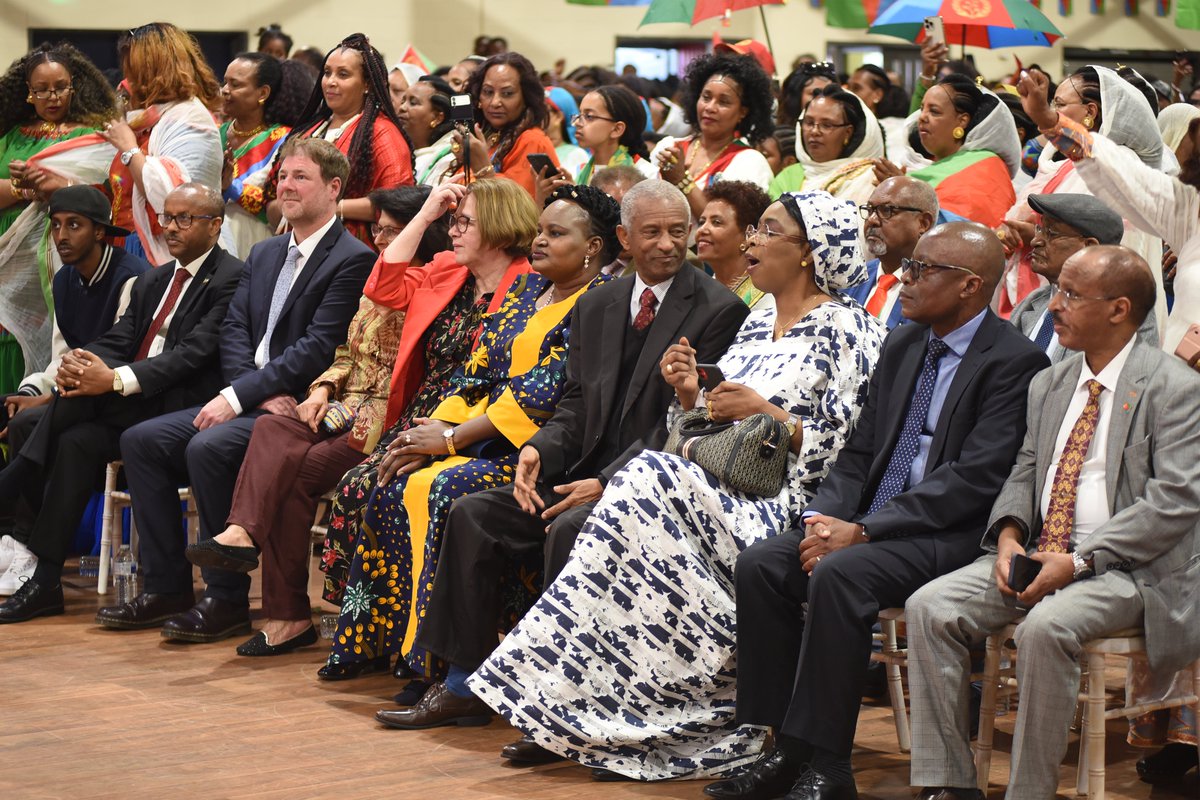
[
  {"left": 571, "top": 112, "right": 615, "bottom": 125},
  {"left": 799, "top": 117, "right": 852, "bottom": 135},
  {"left": 859, "top": 203, "right": 924, "bottom": 221},
  {"left": 28, "top": 85, "right": 73, "bottom": 100},
  {"left": 157, "top": 213, "right": 218, "bottom": 230},
  {"left": 745, "top": 224, "right": 807, "bottom": 247},
  {"left": 370, "top": 223, "right": 403, "bottom": 241},
  {"left": 1048, "top": 284, "right": 1116, "bottom": 309},
  {"left": 450, "top": 214, "right": 476, "bottom": 235},
  {"left": 1032, "top": 224, "right": 1083, "bottom": 242},
  {"left": 900, "top": 257, "right": 977, "bottom": 281}
]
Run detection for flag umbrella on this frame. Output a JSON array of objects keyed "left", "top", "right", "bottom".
[
  {"left": 868, "top": 0, "right": 1064, "bottom": 48},
  {"left": 638, "top": 0, "right": 784, "bottom": 27}
]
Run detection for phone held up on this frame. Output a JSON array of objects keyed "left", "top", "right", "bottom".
[
  {"left": 923, "top": 15, "right": 945, "bottom": 48},
  {"left": 526, "top": 152, "right": 560, "bottom": 179}
]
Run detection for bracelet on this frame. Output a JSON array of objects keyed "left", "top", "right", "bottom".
[
  {"left": 9, "top": 181, "right": 20, "bottom": 199},
  {"left": 474, "top": 165, "right": 495, "bottom": 178},
  {"left": 919, "top": 73, "right": 936, "bottom": 82},
  {"left": 676, "top": 175, "right": 695, "bottom": 195}
]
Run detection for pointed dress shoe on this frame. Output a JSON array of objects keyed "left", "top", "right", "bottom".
[
  {"left": 1136, "top": 742, "right": 1200, "bottom": 784},
  {"left": 236, "top": 625, "right": 318, "bottom": 656},
  {"left": 374, "top": 681, "right": 493, "bottom": 729},
  {"left": 784, "top": 769, "right": 858, "bottom": 800},
  {"left": 316, "top": 655, "right": 391, "bottom": 681},
  {"left": 0, "top": 579, "right": 64, "bottom": 623},
  {"left": 184, "top": 539, "right": 259, "bottom": 573},
  {"left": 96, "top": 591, "right": 197, "bottom": 629},
  {"left": 501, "top": 735, "right": 563, "bottom": 765},
  {"left": 915, "top": 788, "right": 986, "bottom": 800},
  {"left": 160, "top": 597, "right": 252, "bottom": 643},
  {"left": 704, "top": 748, "right": 803, "bottom": 799}
]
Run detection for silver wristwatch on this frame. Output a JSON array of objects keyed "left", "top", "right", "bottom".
[
  {"left": 1071, "top": 551, "right": 1094, "bottom": 580},
  {"left": 119, "top": 147, "right": 140, "bottom": 166}
]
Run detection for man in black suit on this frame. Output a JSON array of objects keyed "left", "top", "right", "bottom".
[
  {"left": 375, "top": 180, "right": 749, "bottom": 735},
  {"left": 704, "top": 222, "right": 1050, "bottom": 800},
  {"left": 99, "top": 138, "right": 374, "bottom": 641},
  {"left": 0, "top": 183, "right": 243, "bottom": 623}
]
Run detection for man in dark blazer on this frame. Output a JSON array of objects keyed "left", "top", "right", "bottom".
[
  {"left": 98, "top": 139, "right": 374, "bottom": 641},
  {"left": 705, "top": 222, "right": 1050, "bottom": 800},
  {"left": 906, "top": 246, "right": 1200, "bottom": 800},
  {"left": 0, "top": 183, "right": 243, "bottom": 622},
  {"left": 375, "top": 180, "right": 748, "bottom": 735}
]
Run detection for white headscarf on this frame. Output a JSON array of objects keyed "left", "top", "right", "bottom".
[
  {"left": 903, "top": 83, "right": 1021, "bottom": 178},
  {"left": 390, "top": 63, "right": 427, "bottom": 91},
  {"left": 1158, "top": 102, "right": 1200, "bottom": 153},
  {"left": 793, "top": 92, "right": 885, "bottom": 185}
]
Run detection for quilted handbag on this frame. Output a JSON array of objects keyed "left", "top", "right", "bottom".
[{"left": 664, "top": 407, "right": 791, "bottom": 497}]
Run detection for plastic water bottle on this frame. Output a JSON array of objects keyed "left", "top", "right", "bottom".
[{"left": 113, "top": 545, "right": 138, "bottom": 604}]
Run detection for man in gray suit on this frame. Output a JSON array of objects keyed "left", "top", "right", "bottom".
[
  {"left": 906, "top": 244, "right": 1200, "bottom": 800},
  {"left": 1009, "top": 193, "right": 1155, "bottom": 362}
]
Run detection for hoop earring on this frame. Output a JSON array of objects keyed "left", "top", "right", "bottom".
[
  {"left": 952, "top": 126, "right": 965, "bottom": 140},
  {"left": 1082, "top": 115, "right": 1094, "bottom": 129}
]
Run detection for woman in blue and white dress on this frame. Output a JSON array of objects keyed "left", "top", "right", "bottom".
[{"left": 469, "top": 191, "right": 884, "bottom": 780}]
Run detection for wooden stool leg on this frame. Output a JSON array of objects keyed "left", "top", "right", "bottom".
[
  {"left": 974, "top": 632, "right": 1002, "bottom": 792},
  {"left": 883, "top": 617, "right": 911, "bottom": 752},
  {"left": 1085, "top": 651, "right": 1107, "bottom": 800}
]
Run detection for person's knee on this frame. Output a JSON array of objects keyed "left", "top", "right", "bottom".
[
  {"left": 1015, "top": 603, "right": 1080, "bottom": 656},
  {"left": 905, "top": 580, "right": 945, "bottom": 629},
  {"left": 186, "top": 424, "right": 239, "bottom": 471}
]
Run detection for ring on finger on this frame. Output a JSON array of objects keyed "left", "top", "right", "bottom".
[
  {"left": 815, "top": 555, "right": 822, "bottom": 564},
  {"left": 667, "top": 363, "right": 675, "bottom": 374}
]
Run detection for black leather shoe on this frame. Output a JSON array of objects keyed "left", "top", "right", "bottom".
[
  {"left": 160, "top": 597, "right": 252, "bottom": 643},
  {"left": 236, "top": 625, "right": 318, "bottom": 656},
  {"left": 501, "top": 735, "right": 563, "bottom": 765},
  {"left": 316, "top": 655, "right": 390, "bottom": 681},
  {"left": 591, "top": 768, "right": 635, "bottom": 782},
  {"left": 1136, "top": 743, "right": 1200, "bottom": 784},
  {"left": 375, "top": 681, "right": 493, "bottom": 729},
  {"left": 784, "top": 769, "right": 858, "bottom": 800},
  {"left": 915, "top": 788, "right": 986, "bottom": 800},
  {"left": 96, "top": 591, "right": 196, "bottom": 629},
  {"left": 704, "top": 749, "right": 803, "bottom": 799},
  {"left": 0, "top": 579, "right": 64, "bottom": 623},
  {"left": 184, "top": 538, "right": 259, "bottom": 573}
]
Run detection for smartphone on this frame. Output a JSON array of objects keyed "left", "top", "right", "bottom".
[
  {"left": 527, "top": 153, "right": 560, "bottom": 178},
  {"left": 448, "top": 94, "right": 474, "bottom": 125},
  {"left": 1174, "top": 322, "right": 1200, "bottom": 368},
  {"left": 1007, "top": 553, "right": 1043, "bottom": 594},
  {"left": 696, "top": 363, "right": 726, "bottom": 392},
  {"left": 923, "top": 15, "right": 946, "bottom": 48}
]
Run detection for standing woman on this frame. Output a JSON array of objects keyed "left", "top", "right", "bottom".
[
  {"left": 452, "top": 52, "right": 559, "bottom": 198},
  {"left": 652, "top": 52, "right": 776, "bottom": 219},
  {"left": 397, "top": 76, "right": 458, "bottom": 187},
  {"left": 219, "top": 53, "right": 312, "bottom": 258},
  {"left": 574, "top": 84, "right": 658, "bottom": 186},
  {"left": 0, "top": 42, "right": 117, "bottom": 393},
  {"left": 270, "top": 33, "right": 415, "bottom": 248},
  {"left": 97, "top": 22, "right": 224, "bottom": 266}
]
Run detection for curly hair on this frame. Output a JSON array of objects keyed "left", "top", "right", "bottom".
[
  {"left": 703, "top": 179, "right": 771, "bottom": 232},
  {"left": 545, "top": 183, "right": 622, "bottom": 265},
  {"left": 679, "top": 52, "right": 775, "bottom": 144},
  {"left": 274, "top": 59, "right": 316, "bottom": 128},
  {"left": 0, "top": 42, "right": 116, "bottom": 133},
  {"left": 119, "top": 22, "right": 221, "bottom": 111},
  {"left": 281, "top": 33, "right": 416, "bottom": 200},
  {"left": 805, "top": 84, "right": 867, "bottom": 159},
  {"left": 368, "top": 185, "right": 451, "bottom": 264},
  {"left": 591, "top": 84, "right": 650, "bottom": 160},
  {"left": 466, "top": 52, "right": 548, "bottom": 172}
]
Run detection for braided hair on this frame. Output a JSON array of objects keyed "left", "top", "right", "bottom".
[
  {"left": 418, "top": 75, "right": 457, "bottom": 143},
  {"left": 908, "top": 73, "right": 994, "bottom": 155},
  {"left": 592, "top": 84, "right": 650, "bottom": 160},
  {"left": 281, "top": 33, "right": 416, "bottom": 200},
  {"left": 545, "top": 183, "right": 622, "bottom": 265},
  {"left": 0, "top": 42, "right": 117, "bottom": 133},
  {"left": 1068, "top": 67, "right": 1104, "bottom": 129},
  {"left": 465, "top": 52, "right": 548, "bottom": 172}
]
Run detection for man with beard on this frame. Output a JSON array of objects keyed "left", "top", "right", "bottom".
[{"left": 846, "top": 176, "right": 939, "bottom": 328}]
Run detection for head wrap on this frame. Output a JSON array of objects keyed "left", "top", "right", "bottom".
[
  {"left": 1158, "top": 102, "right": 1200, "bottom": 154},
  {"left": 390, "top": 62, "right": 427, "bottom": 91},
  {"left": 777, "top": 191, "right": 867, "bottom": 293},
  {"left": 547, "top": 87, "right": 580, "bottom": 145},
  {"left": 795, "top": 92, "right": 885, "bottom": 180}
]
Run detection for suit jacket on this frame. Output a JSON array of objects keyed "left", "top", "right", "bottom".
[
  {"left": 985, "top": 342, "right": 1200, "bottom": 673},
  {"left": 221, "top": 221, "right": 375, "bottom": 409},
  {"left": 811, "top": 310, "right": 1050, "bottom": 568},
  {"left": 1010, "top": 284, "right": 1158, "bottom": 364},
  {"left": 842, "top": 259, "right": 906, "bottom": 330},
  {"left": 529, "top": 264, "right": 749, "bottom": 484},
  {"left": 89, "top": 246, "right": 244, "bottom": 412}
]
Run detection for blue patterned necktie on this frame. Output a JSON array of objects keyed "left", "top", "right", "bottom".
[
  {"left": 868, "top": 337, "right": 951, "bottom": 514},
  {"left": 1032, "top": 309, "right": 1055, "bottom": 353},
  {"left": 262, "top": 245, "right": 300, "bottom": 352}
]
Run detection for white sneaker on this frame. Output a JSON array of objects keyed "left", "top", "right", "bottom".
[
  {"left": 0, "top": 550, "right": 37, "bottom": 596},
  {"left": 0, "top": 535, "right": 16, "bottom": 573}
]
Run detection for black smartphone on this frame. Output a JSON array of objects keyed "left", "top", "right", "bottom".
[
  {"left": 696, "top": 363, "right": 726, "bottom": 392},
  {"left": 527, "top": 153, "right": 560, "bottom": 178},
  {"left": 448, "top": 94, "right": 474, "bottom": 125},
  {"left": 1008, "top": 553, "right": 1043, "bottom": 593}
]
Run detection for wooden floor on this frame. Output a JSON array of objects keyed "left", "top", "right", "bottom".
[{"left": 0, "top": 564, "right": 1193, "bottom": 800}]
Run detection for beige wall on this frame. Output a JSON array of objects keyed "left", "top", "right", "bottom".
[{"left": 2, "top": 0, "right": 1197, "bottom": 81}]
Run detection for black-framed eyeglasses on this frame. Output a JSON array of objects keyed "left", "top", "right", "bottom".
[
  {"left": 1032, "top": 224, "right": 1083, "bottom": 242},
  {"left": 859, "top": 203, "right": 924, "bottom": 221},
  {"left": 1048, "top": 284, "right": 1116, "bottom": 309},
  {"left": 799, "top": 116, "right": 852, "bottom": 134},
  {"left": 571, "top": 112, "right": 615, "bottom": 125},
  {"left": 370, "top": 223, "right": 403, "bottom": 240},
  {"left": 157, "top": 213, "right": 218, "bottom": 230},
  {"left": 900, "top": 257, "right": 977, "bottom": 281},
  {"left": 450, "top": 214, "right": 476, "bottom": 235},
  {"left": 745, "top": 224, "right": 807, "bottom": 247},
  {"left": 29, "top": 85, "right": 73, "bottom": 100}
]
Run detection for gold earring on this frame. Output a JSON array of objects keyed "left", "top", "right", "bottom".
[
  {"left": 258, "top": 97, "right": 265, "bottom": 105},
  {"left": 952, "top": 126, "right": 965, "bottom": 140},
  {"left": 26, "top": 94, "right": 33, "bottom": 103},
  {"left": 430, "top": 120, "right": 437, "bottom": 128},
  {"left": 1083, "top": 115, "right": 1093, "bottom": 129},
  {"left": 843, "top": 139, "right": 850, "bottom": 146},
  {"left": 801, "top": 259, "right": 808, "bottom": 267}
]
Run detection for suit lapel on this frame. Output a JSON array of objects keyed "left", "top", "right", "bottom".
[
  {"left": 170, "top": 248, "right": 222, "bottom": 329},
  {"left": 926, "top": 314, "right": 999, "bottom": 466},
  {"left": 279, "top": 221, "right": 343, "bottom": 321},
  {"left": 622, "top": 267, "right": 694, "bottom": 417},
  {"left": 1104, "top": 346, "right": 1148, "bottom": 512},
  {"left": 596, "top": 289, "right": 629, "bottom": 434}
]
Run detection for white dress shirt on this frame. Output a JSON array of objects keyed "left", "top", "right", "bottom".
[
  {"left": 629, "top": 272, "right": 674, "bottom": 322},
  {"left": 1038, "top": 337, "right": 1135, "bottom": 548}
]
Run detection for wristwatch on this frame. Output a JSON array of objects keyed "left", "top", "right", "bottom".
[
  {"left": 784, "top": 414, "right": 800, "bottom": 437},
  {"left": 442, "top": 426, "right": 457, "bottom": 456},
  {"left": 119, "top": 147, "right": 140, "bottom": 166},
  {"left": 112, "top": 371, "right": 124, "bottom": 394},
  {"left": 1071, "top": 551, "right": 1094, "bottom": 580}
]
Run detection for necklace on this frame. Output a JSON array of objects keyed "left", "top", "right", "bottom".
[
  {"left": 230, "top": 121, "right": 266, "bottom": 139},
  {"left": 535, "top": 287, "right": 566, "bottom": 310},
  {"left": 685, "top": 137, "right": 734, "bottom": 180},
  {"left": 31, "top": 120, "right": 68, "bottom": 138},
  {"left": 773, "top": 295, "right": 827, "bottom": 341},
  {"left": 721, "top": 271, "right": 747, "bottom": 290}
]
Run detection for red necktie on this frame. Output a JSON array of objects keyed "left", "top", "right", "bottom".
[
  {"left": 632, "top": 287, "right": 657, "bottom": 331},
  {"left": 135, "top": 267, "right": 190, "bottom": 361},
  {"left": 1038, "top": 379, "right": 1104, "bottom": 554},
  {"left": 865, "top": 273, "right": 899, "bottom": 318}
]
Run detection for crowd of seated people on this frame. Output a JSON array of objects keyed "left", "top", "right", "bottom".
[{"left": 0, "top": 20, "right": 1198, "bottom": 797}]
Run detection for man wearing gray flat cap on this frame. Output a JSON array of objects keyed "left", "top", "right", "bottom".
[{"left": 1009, "top": 193, "right": 1157, "bottom": 363}]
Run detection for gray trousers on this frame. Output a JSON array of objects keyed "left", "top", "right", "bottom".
[{"left": 905, "top": 553, "right": 1143, "bottom": 800}]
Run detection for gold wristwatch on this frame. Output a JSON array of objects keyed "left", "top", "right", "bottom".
[{"left": 112, "top": 371, "right": 124, "bottom": 394}]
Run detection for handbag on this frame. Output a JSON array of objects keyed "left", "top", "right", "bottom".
[
  {"left": 664, "top": 407, "right": 791, "bottom": 497},
  {"left": 320, "top": 401, "right": 357, "bottom": 435}
]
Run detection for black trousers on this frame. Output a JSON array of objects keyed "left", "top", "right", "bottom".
[
  {"left": 734, "top": 529, "right": 946, "bottom": 758},
  {"left": 414, "top": 481, "right": 595, "bottom": 671}
]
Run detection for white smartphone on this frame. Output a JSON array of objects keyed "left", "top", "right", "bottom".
[{"left": 923, "top": 15, "right": 945, "bottom": 47}]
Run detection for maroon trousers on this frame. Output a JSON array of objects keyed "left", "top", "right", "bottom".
[{"left": 227, "top": 414, "right": 365, "bottom": 620}]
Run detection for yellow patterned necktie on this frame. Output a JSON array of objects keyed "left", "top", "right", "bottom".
[{"left": 1038, "top": 379, "right": 1104, "bottom": 553}]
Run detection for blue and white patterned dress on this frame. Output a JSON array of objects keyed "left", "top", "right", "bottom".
[{"left": 468, "top": 298, "right": 883, "bottom": 780}]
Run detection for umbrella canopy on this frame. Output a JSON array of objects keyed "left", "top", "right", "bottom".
[
  {"left": 868, "top": 0, "right": 1064, "bottom": 48},
  {"left": 639, "top": 0, "right": 784, "bottom": 26}
]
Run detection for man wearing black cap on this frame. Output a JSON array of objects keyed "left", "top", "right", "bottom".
[
  {"left": 0, "top": 183, "right": 243, "bottom": 622},
  {"left": 1010, "top": 193, "right": 1156, "bottom": 363}
]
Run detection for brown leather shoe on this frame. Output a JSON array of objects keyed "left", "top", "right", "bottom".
[
  {"left": 501, "top": 735, "right": 562, "bottom": 764},
  {"left": 160, "top": 597, "right": 251, "bottom": 643},
  {"left": 375, "top": 681, "right": 493, "bottom": 730},
  {"left": 915, "top": 789, "right": 985, "bottom": 800},
  {"left": 96, "top": 591, "right": 196, "bottom": 629}
]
